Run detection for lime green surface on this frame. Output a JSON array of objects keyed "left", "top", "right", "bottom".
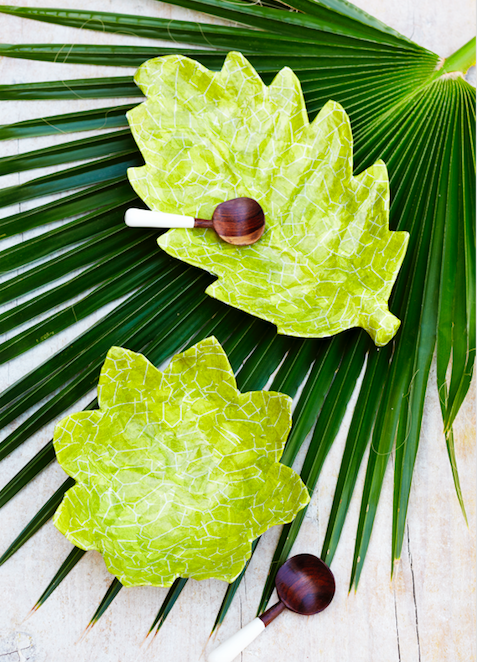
[
  {"left": 127, "top": 52, "right": 409, "bottom": 346},
  {"left": 53, "top": 337, "right": 309, "bottom": 587}
]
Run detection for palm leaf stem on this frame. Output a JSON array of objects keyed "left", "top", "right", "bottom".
[{"left": 436, "top": 37, "right": 476, "bottom": 76}]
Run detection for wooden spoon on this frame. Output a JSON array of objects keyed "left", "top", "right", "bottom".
[
  {"left": 208, "top": 554, "right": 335, "bottom": 662},
  {"left": 125, "top": 197, "right": 265, "bottom": 246}
]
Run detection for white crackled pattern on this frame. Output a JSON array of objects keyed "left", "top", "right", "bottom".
[
  {"left": 127, "top": 51, "right": 409, "bottom": 346},
  {"left": 53, "top": 337, "right": 309, "bottom": 587}
]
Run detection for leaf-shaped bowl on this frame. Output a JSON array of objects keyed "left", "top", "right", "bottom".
[
  {"left": 127, "top": 52, "right": 409, "bottom": 347},
  {"left": 53, "top": 337, "right": 309, "bottom": 587}
]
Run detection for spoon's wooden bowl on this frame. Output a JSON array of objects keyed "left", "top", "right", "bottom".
[
  {"left": 208, "top": 554, "right": 335, "bottom": 660},
  {"left": 195, "top": 197, "right": 265, "bottom": 245},
  {"left": 276, "top": 553, "right": 336, "bottom": 615}
]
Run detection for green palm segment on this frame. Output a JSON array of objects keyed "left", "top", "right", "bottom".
[{"left": 0, "top": 0, "right": 474, "bottom": 633}]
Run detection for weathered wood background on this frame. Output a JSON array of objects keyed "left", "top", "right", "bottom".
[{"left": 0, "top": 1, "right": 475, "bottom": 660}]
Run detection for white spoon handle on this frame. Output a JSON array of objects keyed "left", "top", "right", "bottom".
[
  {"left": 208, "top": 617, "right": 265, "bottom": 662},
  {"left": 125, "top": 208, "right": 195, "bottom": 229}
]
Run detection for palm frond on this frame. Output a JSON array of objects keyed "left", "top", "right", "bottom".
[
  {"left": 0, "top": 76, "right": 141, "bottom": 100},
  {"left": 0, "top": 0, "right": 474, "bottom": 637},
  {"left": 258, "top": 330, "right": 369, "bottom": 611},
  {"left": 0, "top": 176, "right": 131, "bottom": 238},
  {"left": 0, "top": 104, "right": 134, "bottom": 141},
  {"left": 0, "top": 129, "right": 136, "bottom": 176},
  {"left": 0, "top": 478, "right": 74, "bottom": 566},
  {"left": 0, "top": 4, "right": 424, "bottom": 50},
  {"left": 32, "top": 547, "right": 87, "bottom": 611},
  {"left": 85, "top": 578, "right": 123, "bottom": 633},
  {"left": 0, "top": 152, "right": 141, "bottom": 207},
  {"left": 147, "top": 579, "right": 188, "bottom": 636},
  {"left": 0, "top": 442, "right": 55, "bottom": 510}
]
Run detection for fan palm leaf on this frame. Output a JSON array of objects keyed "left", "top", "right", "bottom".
[{"left": 0, "top": 0, "right": 474, "bottom": 636}]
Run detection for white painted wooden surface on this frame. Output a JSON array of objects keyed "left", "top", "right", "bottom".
[{"left": 0, "top": 1, "right": 475, "bottom": 660}]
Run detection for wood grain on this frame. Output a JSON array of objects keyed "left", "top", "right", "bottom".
[
  {"left": 195, "top": 197, "right": 265, "bottom": 246},
  {"left": 259, "top": 554, "right": 335, "bottom": 627}
]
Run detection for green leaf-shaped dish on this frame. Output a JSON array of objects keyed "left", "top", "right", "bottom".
[
  {"left": 53, "top": 337, "right": 309, "bottom": 587},
  {"left": 127, "top": 52, "right": 409, "bottom": 347}
]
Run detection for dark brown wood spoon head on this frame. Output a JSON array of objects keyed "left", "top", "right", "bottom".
[
  {"left": 194, "top": 197, "right": 265, "bottom": 246},
  {"left": 207, "top": 554, "right": 335, "bottom": 661},
  {"left": 276, "top": 553, "right": 335, "bottom": 615},
  {"left": 260, "top": 554, "right": 335, "bottom": 626}
]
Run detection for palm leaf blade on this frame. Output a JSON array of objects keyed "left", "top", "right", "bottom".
[
  {"left": 148, "top": 579, "right": 188, "bottom": 635},
  {"left": 0, "top": 236, "right": 156, "bottom": 334},
  {"left": 0, "top": 152, "right": 141, "bottom": 209},
  {"left": 0, "top": 442, "right": 55, "bottom": 510},
  {"left": 33, "top": 547, "right": 87, "bottom": 610},
  {"left": 0, "top": 478, "right": 74, "bottom": 566},
  {"left": 86, "top": 578, "right": 123, "bottom": 629},
  {"left": 0, "top": 176, "right": 131, "bottom": 240},
  {"left": 257, "top": 330, "right": 368, "bottom": 612},
  {"left": 0, "top": 129, "right": 136, "bottom": 176},
  {"left": 0, "top": 104, "right": 134, "bottom": 141},
  {"left": 320, "top": 347, "right": 388, "bottom": 566},
  {"left": 350, "top": 79, "right": 458, "bottom": 588},
  {"left": 0, "top": 77, "right": 141, "bottom": 101}
]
